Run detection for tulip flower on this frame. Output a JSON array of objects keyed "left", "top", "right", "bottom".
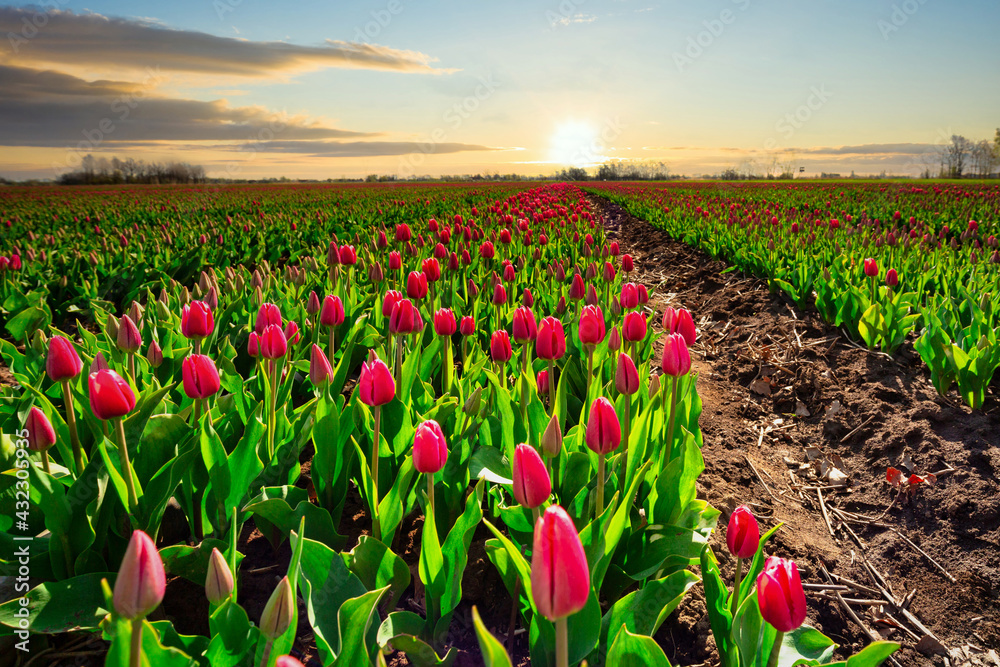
[
  {"left": 512, "top": 444, "right": 550, "bottom": 510},
  {"left": 863, "top": 257, "right": 878, "bottom": 277},
  {"left": 90, "top": 369, "right": 139, "bottom": 509},
  {"left": 434, "top": 308, "right": 457, "bottom": 336},
  {"left": 25, "top": 406, "right": 57, "bottom": 474},
  {"left": 283, "top": 320, "right": 301, "bottom": 346},
  {"left": 622, "top": 254, "right": 634, "bottom": 273},
  {"left": 359, "top": 352, "right": 394, "bottom": 541},
  {"left": 886, "top": 268, "right": 899, "bottom": 288},
  {"left": 757, "top": 556, "right": 807, "bottom": 666},
  {"left": 586, "top": 396, "right": 621, "bottom": 517},
  {"left": 537, "top": 316, "right": 566, "bottom": 415},
  {"left": 276, "top": 656, "right": 304, "bottom": 667},
  {"left": 146, "top": 340, "right": 163, "bottom": 369},
  {"left": 660, "top": 333, "right": 691, "bottom": 463},
  {"left": 620, "top": 282, "right": 639, "bottom": 310},
  {"left": 413, "top": 419, "right": 448, "bottom": 516},
  {"left": 46, "top": 335, "right": 84, "bottom": 473},
  {"left": 310, "top": 344, "right": 334, "bottom": 388},
  {"left": 406, "top": 271, "right": 428, "bottom": 300},
  {"left": 260, "top": 324, "right": 287, "bottom": 360},
  {"left": 662, "top": 307, "right": 697, "bottom": 346},
  {"left": 532, "top": 505, "right": 590, "bottom": 667},
  {"left": 205, "top": 547, "right": 234, "bottom": 605},
  {"left": 248, "top": 332, "right": 260, "bottom": 358},
  {"left": 541, "top": 413, "right": 563, "bottom": 458},
  {"left": 579, "top": 305, "right": 606, "bottom": 402},
  {"left": 622, "top": 311, "right": 647, "bottom": 355},
  {"left": 114, "top": 530, "right": 165, "bottom": 620},
  {"left": 727, "top": 505, "right": 760, "bottom": 615},
  {"left": 537, "top": 369, "right": 549, "bottom": 395},
  {"left": 433, "top": 309, "right": 457, "bottom": 392},
  {"left": 569, "top": 273, "right": 585, "bottom": 301},
  {"left": 306, "top": 290, "right": 321, "bottom": 316},
  {"left": 512, "top": 306, "right": 537, "bottom": 344},
  {"left": 260, "top": 575, "right": 294, "bottom": 667},
  {"left": 182, "top": 354, "right": 221, "bottom": 423},
  {"left": 490, "top": 330, "right": 513, "bottom": 388},
  {"left": 255, "top": 302, "right": 282, "bottom": 335},
  {"left": 181, "top": 300, "right": 214, "bottom": 350},
  {"left": 615, "top": 352, "right": 639, "bottom": 396}
]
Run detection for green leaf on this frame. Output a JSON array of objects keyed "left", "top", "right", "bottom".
[
  {"left": 778, "top": 626, "right": 838, "bottom": 666},
  {"left": 528, "top": 590, "right": 601, "bottom": 667},
  {"left": 0, "top": 573, "right": 112, "bottom": 633},
  {"left": 207, "top": 598, "right": 259, "bottom": 667},
  {"left": 332, "top": 588, "right": 389, "bottom": 667},
  {"left": 376, "top": 611, "right": 457, "bottom": 667},
  {"left": 6, "top": 306, "right": 50, "bottom": 341},
  {"left": 599, "top": 570, "right": 699, "bottom": 657},
  {"left": 342, "top": 536, "right": 411, "bottom": 611},
  {"left": 472, "top": 606, "right": 513, "bottom": 667},
  {"left": 700, "top": 548, "right": 737, "bottom": 667},
  {"left": 607, "top": 626, "right": 673, "bottom": 667},
  {"left": 839, "top": 641, "right": 901, "bottom": 667}
]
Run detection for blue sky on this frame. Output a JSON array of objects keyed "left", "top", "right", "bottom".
[{"left": 1, "top": 0, "right": 998, "bottom": 179}]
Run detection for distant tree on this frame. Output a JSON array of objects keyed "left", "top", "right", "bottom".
[
  {"left": 942, "top": 135, "right": 972, "bottom": 178},
  {"left": 970, "top": 140, "right": 997, "bottom": 177}
]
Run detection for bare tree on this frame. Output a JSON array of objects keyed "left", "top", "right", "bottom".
[
  {"left": 942, "top": 135, "right": 972, "bottom": 178},
  {"left": 970, "top": 140, "right": 997, "bottom": 178}
]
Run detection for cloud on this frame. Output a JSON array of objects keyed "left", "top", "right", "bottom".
[
  {"left": 0, "top": 7, "right": 455, "bottom": 76},
  {"left": 642, "top": 143, "right": 941, "bottom": 156},
  {"left": 220, "top": 140, "right": 498, "bottom": 158}
]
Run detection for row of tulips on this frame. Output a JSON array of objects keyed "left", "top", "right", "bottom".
[
  {"left": 2, "top": 183, "right": 896, "bottom": 666},
  {"left": 588, "top": 181, "right": 1000, "bottom": 409}
]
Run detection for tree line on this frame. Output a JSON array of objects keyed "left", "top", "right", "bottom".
[
  {"left": 58, "top": 154, "right": 207, "bottom": 185},
  {"left": 935, "top": 130, "right": 1000, "bottom": 179}
]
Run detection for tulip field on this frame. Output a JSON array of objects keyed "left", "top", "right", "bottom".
[{"left": 8, "top": 177, "right": 997, "bottom": 667}]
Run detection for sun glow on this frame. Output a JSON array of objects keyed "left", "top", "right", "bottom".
[{"left": 548, "top": 120, "right": 603, "bottom": 167}]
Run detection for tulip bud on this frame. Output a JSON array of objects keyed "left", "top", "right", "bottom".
[
  {"left": 46, "top": 335, "right": 83, "bottom": 382},
  {"left": 434, "top": 308, "right": 457, "bottom": 337},
  {"left": 283, "top": 321, "right": 300, "bottom": 346},
  {"left": 320, "top": 295, "right": 345, "bottom": 328},
  {"left": 459, "top": 316, "right": 475, "bottom": 337},
  {"left": 863, "top": 257, "right": 878, "bottom": 277},
  {"left": 541, "top": 413, "right": 563, "bottom": 457},
  {"left": 205, "top": 547, "right": 234, "bottom": 605},
  {"left": 90, "top": 351, "right": 110, "bottom": 374},
  {"left": 260, "top": 576, "right": 294, "bottom": 640},
  {"left": 116, "top": 314, "right": 141, "bottom": 353},
  {"left": 756, "top": 556, "right": 807, "bottom": 633},
  {"left": 615, "top": 352, "right": 640, "bottom": 395},
  {"left": 260, "top": 324, "right": 287, "bottom": 359},
  {"left": 463, "top": 386, "right": 483, "bottom": 416},
  {"left": 113, "top": 530, "right": 166, "bottom": 620},
  {"left": 309, "top": 344, "right": 333, "bottom": 386},
  {"left": 662, "top": 307, "right": 696, "bottom": 345},
  {"left": 413, "top": 419, "right": 448, "bottom": 474},
  {"left": 359, "top": 355, "right": 394, "bottom": 406},
  {"left": 306, "top": 291, "right": 321, "bottom": 315},
  {"left": 248, "top": 332, "right": 260, "bottom": 358},
  {"left": 622, "top": 311, "right": 647, "bottom": 343},
  {"left": 512, "top": 444, "right": 550, "bottom": 509},
  {"left": 382, "top": 290, "right": 403, "bottom": 318},
  {"left": 490, "top": 330, "right": 513, "bottom": 363},
  {"left": 531, "top": 505, "right": 590, "bottom": 621},
  {"left": 585, "top": 397, "right": 621, "bottom": 454},
  {"left": 275, "top": 657, "right": 304, "bottom": 667},
  {"left": 512, "top": 306, "right": 537, "bottom": 344},
  {"left": 255, "top": 303, "right": 282, "bottom": 335},
  {"left": 536, "top": 369, "right": 549, "bottom": 395},
  {"left": 89, "top": 369, "right": 136, "bottom": 420},
  {"left": 661, "top": 333, "right": 691, "bottom": 377},
  {"left": 536, "top": 317, "right": 566, "bottom": 360},
  {"left": 182, "top": 301, "right": 214, "bottom": 341},
  {"left": 578, "top": 305, "right": 606, "bottom": 346},
  {"left": 727, "top": 505, "right": 760, "bottom": 559},
  {"left": 25, "top": 407, "right": 57, "bottom": 452},
  {"left": 407, "top": 271, "right": 429, "bottom": 300},
  {"left": 885, "top": 268, "right": 898, "bottom": 287}
]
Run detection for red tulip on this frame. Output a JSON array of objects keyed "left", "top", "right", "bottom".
[
  {"left": 615, "top": 352, "right": 640, "bottom": 395},
  {"left": 661, "top": 333, "right": 691, "bottom": 377},
  {"left": 117, "top": 314, "right": 141, "bottom": 353},
  {"left": 306, "top": 344, "right": 332, "bottom": 386},
  {"left": 727, "top": 505, "right": 760, "bottom": 559},
  {"left": 422, "top": 257, "right": 441, "bottom": 283},
  {"left": 512, "top": 306, "right": 537, "bottom": 343},
  {"left": 536, "top": 317, "right": 566, "bottom": 360},
  {"left": 396, "top": 223, "right": 412, "bottom": 242},
  {"left": 389, "top": 299, "right": 419, "bottom": 334},
  {"left": 662, "top": 307, "right": 696, "bottom": 345},
  {"left": 382, "top": 290, "right": 403, "bottom": 317},
  {"left": 275, "top": 657, "right": 304, "bottom": 667},
  {"left": 512, "top": 443, "right": 550, "bottom": 508},
  {"left": 622, "top": 254, "right": 634, "bottom": 272},
  {"left": 531, "top": 505, "right": 590, "bottom": 621},
  {"left": 25, "top": 407, "right": 56, "bottom": 452},
  {"left": 490, "top": 330, "right": 513, "bottom": 363},
  {"left": 307, "top": 291, "right": 321, "bottom": 315},
  {"left": 260, "top": 324, "right": 287, "bottom": 359},
  {"left": 182, "top": 355, "right": 221, "bottom": 399},
  {"left": 608, "top": 326, "right": 621, "bottom": 352},
  {"left": 479, "top": 241, "right": 495, "bottom": 259},
  {"left": 578, "top": 305, "right": 606, "bottom": 346},
  {"left": 569, "top": 274, "right": 585, "bottom": 300},
  {"left": 622, "top": 311, "right": 647, "bottom": 343},
  {"left": 863, "top": 257, "right": 878, "bottom": 277},
  {"left": 492, "top": 283, "right": 507, "bottom": 306},
  {"left": 536, "top": 369, "right": 550, "bottom": 395},
  {"left": 113, "top": 530, "right": 165, "bottom": 620},
  {"left": 585, "top": 397, "right": 621, "bottom": 454},
  {"left": 283, "top": 321, "right": 300, "bottom": 345},
  {"left": 255, "top": 303, "right": 282, "bottom": 335},
  {"left": 182, "top": 301, "right": 214, "bottom": 340},
  {"left": 434, "top": 308, "right": 457, "bottom": 336},
  {"left": 756, "top": 556, "right": 807, "bottom": 632},
  {"left": 413, "top": 419, "right": 448, "bottom": 473},
  {"left": 407, "top": 271, "right": 428, "bottom": 299},
  {"left": 388, "top": 251, "right": 403, "bottom": 271},
  {"left": 320, "top": 295, "right": 345, "bottom": 327},
  {"left": 359, "top": 356, "right": 394, "bottom": 406},
  {"left": 603, "top": 261, "right": 616, "bottom": 283},
  {"left": 248, "top": 332, "right": 260, "bottom": 358},
  {"left": 89, "top": 369, "right": 136, "bottom": 420},
  {"left": 886, "top": 268, "right": 898, "bottom": 287},
  {"left": 620, "top": 283, "right": 639, "bottom": 309},
  {"left": 339, "top": 245, "right": 357, "bottom": 265},
  {"left": 637, "top": 284, "right": 649, "bottom": 305},
  {"left": 46, "top": 335, "right": 83, "bottom": 382}
]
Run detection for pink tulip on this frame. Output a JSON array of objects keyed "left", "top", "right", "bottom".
[
  {"left": 512, "top": 444, "right": 550, "bottom": 509},
  {"left": 459, "top": 316, "right": 475, "bottom": 337},
  {"left": 621, "top": 311, "right": 647, "bottom": 343},
  {"left": 182, "top": 301, "right": 214, "bottom": 340},
  {"left": 490, "top": 330, "right": 513, "bottom": 363},
  {"left": 389, "top": 299, "right": 419, "bottom": 335},
  {"left": 320, "top": 295, "right": 345, "bottom": 327},
  {"left": 255, "top": 303, "right": 282, "bottom": 335},
  {"left": 359, "top": 356, "right": 394, "bottom": 406},
  {"left": 113, "top": 530, "right": 166, "bottom": 620},
  {"left": 248, "top": 332, "right": 260, "bottom": 358},
  {"left": 512, "top": 306, "right": 537, "bottom": 344},
  {"left": 661, "top": 333, "right": 691, "bottom": 377},
  {"left": 25, "top": 407, "right": 56, "bottom": 452},
  {"left": 434, "top": 309, "right": 457, "bottom": 336},
  {"left": 46, "top": 335, "right": 83, "bottom": 382},
  {"left": 310, "top": 344, "right": 334, "bottom": 386},
  {"left": 117, "top": 314, "right": 141, "bottom": 353},
  {"left": 89, "top": 370, "right": 136, "bottom": 420},
  {"left": 585, "top": 397, "right": 621, "bottom": 454},
  {"left": 260, "top": 324, "right": 287, "bottom": 359},
  {"left": 727, "top": 505, "right": 760, "bottom": 559},
  {"left": 406, "top": 271, "right": 428, "bottom": 299},
  {"left": 412, "top": 420, "right": 448, "bottom": 474},
  {"left": 620, "top": 283, "right": 639, "bottom": 309},
  {"left": 578, "top": 305, "right": 606, "bottom": 346},
  {"left": 536, "top": 317, "right": 566, "bottom": 360},
  {"left": 615, "top": 352, "right": 639, "bottom": 395},
  {"left": 662, "top": 307, "right": 696, "bottom": 345},
  {"left": 531, "top": 505, "right": 590, "bottom": 621}
]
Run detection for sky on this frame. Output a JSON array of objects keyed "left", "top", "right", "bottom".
[{"left": 1, "top": 0, "right": 998, "bottom": 180}]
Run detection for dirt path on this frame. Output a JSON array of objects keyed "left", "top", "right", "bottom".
[{"left": 594, "top": 193, "right": 1000, "bottom": 666}]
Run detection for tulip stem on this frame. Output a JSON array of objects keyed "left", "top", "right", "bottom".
[
  {"left": 585, "top": 347, "right": 594, "bottom": 407},
  {"left": 426, "top": 472, "right": 435, "bottom": 521},
  {"left": 62, "top": 381, "right": 83, "bottom": 475},
  {"left": 114, "top": 418, "right": 139, "bottom": 513},
  {"left": 259, "top": 639, "right": 273, "bottom": 667},
  {"left": 193, "top": 398, "right": 202, "bottom": 425},
  {"left": 730, "top": 557, "right": 743, "bottom": 618},
  {"left": 766, "top": 631, "right": 785, "bottom": 667},
  {"left": 328, "top": 326, "right": 336, "bottom": 371},
  {"left": 371, "top": 405, "right": 382, "bottom": 543},
  {"left": 519, "top": 344, "right": 528, "bottom": 426},
  {"left": 267, "top": 360, "right": 278, "bottom": 460},
  {"left": 395, "top": 335, "right": 404, "bottom": 386},
  {"left": 664, "top": 375, "right": 679, "bottom": 463},
  {"left": 127, "top": 352, "right": 136, "bottom": 387},
  {"left": 619, "top": 398, "right": 631, "bottom": 485},
  {"left": 130, "top": 619, "right": 143, "bottom": 667},
  {"left": 41, "top": 450, "right": 51, "bottom": 475},
  {"left": 596, "top": 452, "right": 605, "bottom": 520},
  {"left": 547, "top": 359, "right": 555, "bottom": 417},
  {"left": 555, "top": 617, "right": 568, "bottom": 667},
  {"left": 443, "top": 337, "right": 453, "bottom": 395}
]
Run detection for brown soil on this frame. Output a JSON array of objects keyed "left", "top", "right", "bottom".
[{"left": 595, "top": 193, "right": 1000, "bottom": 666}]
